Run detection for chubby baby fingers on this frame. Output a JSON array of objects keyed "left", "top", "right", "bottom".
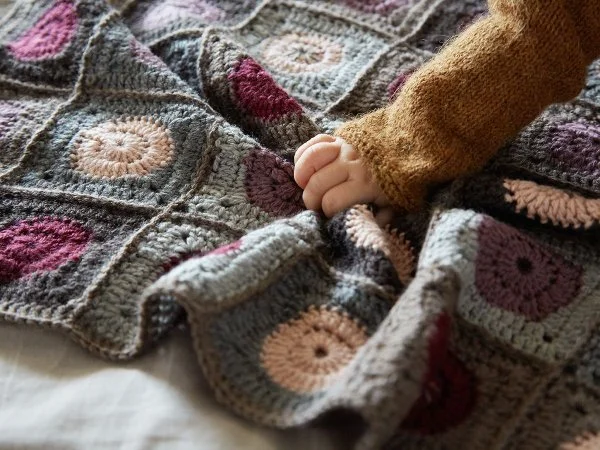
[
  {"left": 301, "top": 162, "right": 349, "bottom": 211},
  {"left": 294, "top": 134, "right": 336, "bottom": 164},
  {"left": 321, "top": 181, "right": 382, "bottom": 218},
  {"left": 294, "top": 141, "right": 342, "bottom": 189}
]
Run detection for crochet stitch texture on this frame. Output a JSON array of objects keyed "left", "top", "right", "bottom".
[{"left": 0, "top": 1, "right": 599, "bottom": 449}]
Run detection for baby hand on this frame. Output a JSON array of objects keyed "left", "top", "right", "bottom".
[{"left": 294, "top": 134, "right": 389, "bottom": 218}]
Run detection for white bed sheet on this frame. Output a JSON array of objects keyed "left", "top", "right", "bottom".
[{"left": 0, "top": 324, "right": 347, "bottom": 450}]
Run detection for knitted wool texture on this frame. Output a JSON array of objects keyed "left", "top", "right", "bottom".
[
  {"left": 336, "top": 0, "right": 600, "bottom": 211},
  {"left": 0, "top": 1, "right": 599, "bottom": 449}
]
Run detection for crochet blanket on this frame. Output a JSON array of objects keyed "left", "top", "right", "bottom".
[{"left": 1, "top": 0, "right": 599, "bottom": 448}]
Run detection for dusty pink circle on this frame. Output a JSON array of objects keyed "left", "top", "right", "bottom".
[{"left": 261, "top": 306, "right": 368, "bottom": 393}]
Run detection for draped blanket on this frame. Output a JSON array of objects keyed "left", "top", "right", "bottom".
[{"left": 1, "top": 0, "right": 599, "bottom": 448}]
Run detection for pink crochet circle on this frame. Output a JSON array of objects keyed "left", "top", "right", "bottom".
[
  {"left": 243, "top": 148, "right": 304, "bottom": 217},
  {"left": 7, "top": 0, "right": 78, "bottom": 61},
  {"left": 261, "top": 306, "right": 368, "bottom": 394},
  {"left": 0, "top": 217, "right": 91, "bottom": 283},
  {"left": 70, "top": 116, "right": 175, "bottom": 179},
  {"left": 261, "top": 33, "right": 343, "bottom": 74},
  {"left": 475, "top": 217, "right": 582, "bottom": 321},
  {"left": 229, "top": 58, "right": 303, "bottom": 121},
  {"left": 504, "top": 179, "right": 600, "bottom": 230},
  {"left": 345, "top": 205, "right": 415, "bottom": 284}
]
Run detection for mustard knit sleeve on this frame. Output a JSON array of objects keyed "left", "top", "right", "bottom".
[{"left": 335, "top": 0, "right": 600, "bottom": 211}]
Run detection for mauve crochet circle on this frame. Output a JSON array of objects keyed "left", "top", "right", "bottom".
[
  {"left": 548, "top": 122, "right": 600, "bottom": 177},
  {"left": 475, "top": 217, "right": 582, "bottom": 321}
]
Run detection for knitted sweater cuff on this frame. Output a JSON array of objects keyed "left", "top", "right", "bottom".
[{"left": 336, "top": 114, "right": 425, "bottom": 212}]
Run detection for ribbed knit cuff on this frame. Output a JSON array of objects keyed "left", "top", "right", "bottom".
[{"left": 336, "top": 112, "right": 425, "bottom": 212}]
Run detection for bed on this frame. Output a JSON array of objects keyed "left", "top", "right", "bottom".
[{"left": 0, "top": 324, "right": 347, "bottom": 449}]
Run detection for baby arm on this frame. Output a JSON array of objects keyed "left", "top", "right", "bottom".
[{"left": 295, "top": 0, "right": 600, "bottom": 218}]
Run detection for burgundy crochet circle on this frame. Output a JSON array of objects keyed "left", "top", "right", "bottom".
[
  {"left": 7, "top": 0, "right": 78, "bottom": 61},
  {"left": 547, "top": 122, "right": 600, "bottom": 179},
  {"left": 401, "top": 314, "right": 476, "bottom": 434},
  {"left": 243, "top": 148, "right": 304, "bottom": 217},
  {"left": 0, "top": 217, "right": 91, "bottom": 283},
  {"left": 475, "top": 217, "right": 582, "bottom": 321},
  {"left": 228, "top": 58, "right": 303, "bottom": 122}
]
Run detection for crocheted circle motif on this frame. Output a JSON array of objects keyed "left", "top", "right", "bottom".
[
  {"left": 0, "top": 102, "right": 23, "bottom": 140},
  {"left": 70, "top": 116, "right": 175, "bottom": 179},
  {"left": 7, "top": 0, "right": 77, "bottom": 61},
  {"left": 261, "top": 33, "right": 343, "bottom": 74},
  {"left": 341, "top": 0, "right": 410, "bottom": 14},
  {"left": 228, "top": 58, "right": 303, "bottom": 122},
  {"left": 345, "top": 205, "right": 415, "bottom": 284},
  {"left": 261, "top": 306, "right": 368, "bottom": 394},
  {"left": 140, "top": 0, "right": 224, "bottom": 30},
  {"left": 475, "top": 217, "right": 582, "bottom": 321},
  {"left": 0, "top": 217, "right": 91, "bottom": 283},
  {"left": 243, "top": 148, "right": 304, "bottom": 217},
  {"left": 504, "top": 179, "right": 600, "bottom": 230},
  {"left": 547, "top": 122, "right": 600, "bottom": 179},
  {"left": 401, "top": 314, "right": 476, "bottom": 435}
]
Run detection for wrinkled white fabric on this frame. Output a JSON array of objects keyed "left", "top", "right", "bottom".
[{"left": 0, "top": 325, "right": 346, "bottom": 450}]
